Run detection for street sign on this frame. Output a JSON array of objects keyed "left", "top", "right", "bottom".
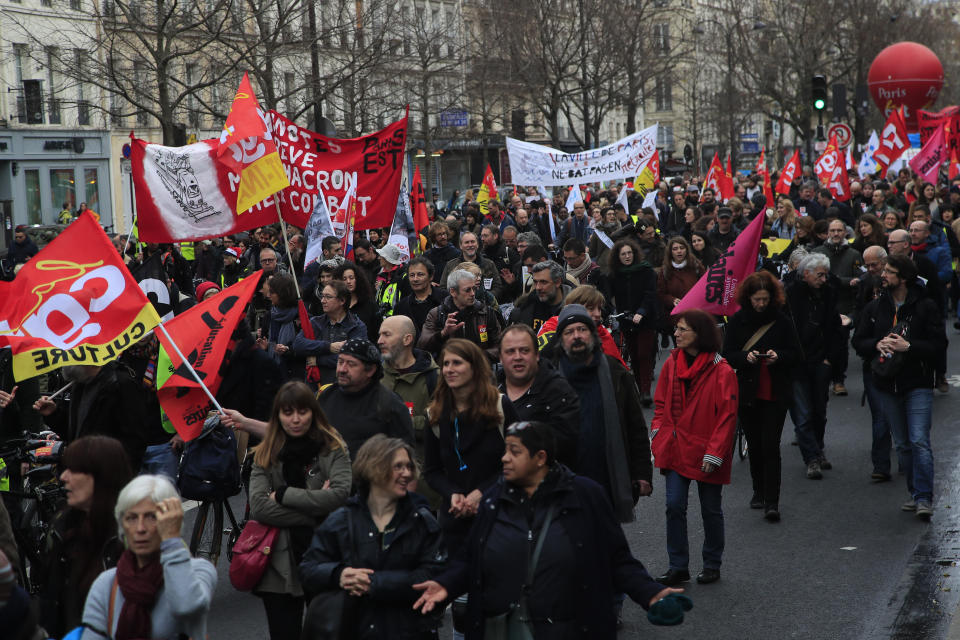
[
  {"left": 814, "top": 140, "right": 828, "bottom": 153},
  {"left": 122, "top": 142, "right": 131, "bottom": 158},
  {"left": 828, "top": 123, "right": 853, "bottom": 148},
  {"left": 440, "top": 109, "right": 468, "bottom": 128},
  {"left": 120, "top": 158, "right": 131, "bottom": 174}
]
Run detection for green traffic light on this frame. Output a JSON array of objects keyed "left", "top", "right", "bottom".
[{"left": 814, "top": 99, "right": 825, "bottom": 110}]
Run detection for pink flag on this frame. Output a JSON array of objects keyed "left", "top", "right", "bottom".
[
  {"left": 672, "top": 211, "right": 765, "bottom": 317},
  {"left": 909, "top": 123, "right": 947, "bottom": 185}
]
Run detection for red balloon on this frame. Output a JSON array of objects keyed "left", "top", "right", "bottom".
[{"left": 868, "top": 42, "right": 944, "bottom": 131}]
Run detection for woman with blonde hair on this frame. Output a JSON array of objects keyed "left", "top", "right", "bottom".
[
  {"left": 424, "top": 339, "right": 519, "bottom": 550},
  {"left": 248, "top": 381, "right": 353, "bottom": 639},
  {"left": 770, "top": 199, "right": 797, "bottom": 239}
]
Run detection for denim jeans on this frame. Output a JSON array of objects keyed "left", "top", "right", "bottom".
[
  {"left": 664, "top": 470, "right": 724, "bottom": 571},
  {"left": 139, "top": 443, "right": 180, "bottom": 480},
  {"left": 877, "top": 387, "right": 933, "bottom": 502},
  {"left": 790, "top": 361, "right": 832, "bottom": 464},
  {"left": 863, "top": 368, "right": 895, "bottom": 475}
]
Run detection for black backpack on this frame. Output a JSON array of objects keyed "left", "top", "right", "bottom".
[{"left": 178, "top": 415, "right": 241, "bottom": 501}]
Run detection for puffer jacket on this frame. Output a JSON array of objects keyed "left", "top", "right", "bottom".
[{"left": 248, "top": 445, "right": 352, "bottom": 597}]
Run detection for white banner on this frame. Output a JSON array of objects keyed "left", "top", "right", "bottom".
[{"left": 506, "top": 125, "right": 658, "bottom": 186}]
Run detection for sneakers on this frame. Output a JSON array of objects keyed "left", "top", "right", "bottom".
[
  {"left": 818, "top": 456, "right": 832, "bottom": 470},
  {"left": 871, "top": 471, "right": 892, "bottom": 482},
  {"left": 902, "top": 499, "right": 917, "bottom": 512},
  {"left": 750, "top": 493, "right": 764, "bottom": 509},
  {"left": 764, "top": 505, "right": 781, "bottom": 522},
  {"left": 916, "top": 501, "right": 934, "bottom": 519},
  {"left": 833, "top": 383, "right": 848, "bottom": 396},
  {"left": 806, "top": 461, "right": 823, "bottom": 479}
]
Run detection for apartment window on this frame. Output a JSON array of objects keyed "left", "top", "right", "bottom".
[
  {"left": 653, "top": 23, "right": 670, "bottom": 53},
  {"left": 46, "top": 47, "right": 60, "bottom": 124},
  {"left": 75, "top": 49, "right": 90, "bottom": 125},
  {"left": 186, "top": 63, "right": 199, "bottom": 127},
  {"left": 657, "top": 125, "right": 674, "bottom": 150},
  {"left": 25, "top": 170, "right": 42, "bottom": 224},
  {"left": 655, "top": 78, "right": 672, "bottom": 111},
  {"left": 70, "top": 0, "right": 81, "bottom": 9},
  {"left": 41, "top": 0, "right": 51, "bottom": 7}
]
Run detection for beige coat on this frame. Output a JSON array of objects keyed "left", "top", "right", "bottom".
[{"left": 248, "top": 446, "right": 352, "bottom": 596}]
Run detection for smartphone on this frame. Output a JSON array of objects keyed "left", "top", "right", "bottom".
[{"left": 756, "top": 353, "right": 772, "bottom": 359}]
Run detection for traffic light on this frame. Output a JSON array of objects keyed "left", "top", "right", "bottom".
[{"left": 812, "top": 75, "right": 827, "bottom": 111}]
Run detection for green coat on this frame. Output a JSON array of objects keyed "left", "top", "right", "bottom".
[
  {"left": 380, "top": 349, "right": 439, "bottom": 437},
  {"left": 248, "top": 445, "right": 352, "bottom": 597}
]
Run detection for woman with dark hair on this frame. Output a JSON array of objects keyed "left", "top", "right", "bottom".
[
  {"left": 258, "top": 273, "right": 301, "bottom": 380},
  {"left": 657, "top": 237, "right": 704, "bottom": 322},
  {"left": 334, "top": 260, "right": 381, "bottom": 342},
  {"left": 851, "top": 213, "right": 887, "bottom": 254},
  {"left": 650, "top": 309, "right": 738, "bottom": 587},
  {"left": 424, "top": 339, "right": 519, "bottom": 550},
  {"left": 292, "top": 280, "right": 367, "bottom": 385},
  {"left": 881, "top": 210, "right": 902, "bottom": 234},
  {"left": 460, "top": 207, "right": 482, "bottom": 238},
  {"left": 722, "top": 272, "right": 802, "bottom": 521},
  {"left": 689, "top": 230, "right": 719, "bottom": 268},
  {"left": 916, "top": 181, "right": 942, "bottom": 219},
  {"left": 413, "top": 421, "right": 683, "bottom": 637},
  {"left": 36, "top": 435, "right": 133, "bottom": 637},
  {"left": 606, "top": 238, "right": 659, "bottom": 405},
  {"left": 248, "top": 381, "right": 352, "bottom": 640},
  {"left": 299, "top": 435, "right": 446, "bottom": 640}
]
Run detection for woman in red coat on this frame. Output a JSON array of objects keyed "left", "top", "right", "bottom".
[{"left": 650, "top": 309, "right": 738, "bottom": 588}]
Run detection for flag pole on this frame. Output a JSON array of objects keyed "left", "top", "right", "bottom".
[
  {"left": 156, "top": 323, "right": 225, "bottom": 415},
  {"left": 272, "top": 199, "right": 301, "bottom": 299}
]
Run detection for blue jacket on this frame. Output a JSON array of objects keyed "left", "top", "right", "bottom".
[
  {"left": 291, "top": 311, "right": 367, "bottom": 370},
  {"left": 915, "top": 232, "right": 952, "bottom": 284}
]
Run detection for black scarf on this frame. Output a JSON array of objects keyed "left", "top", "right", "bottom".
[{"left": 278, "top": 436, "right": 323, "bottom": 488}]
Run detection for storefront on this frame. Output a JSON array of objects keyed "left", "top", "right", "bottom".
[{"left": 0, "top": 130, "right": 113, "bottom": 229}]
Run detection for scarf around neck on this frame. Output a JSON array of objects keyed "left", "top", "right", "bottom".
[
  {"left": 566, "top": 255, "right": 593, "bottom": 280},
  {"left": 671, "top": 260, "right": 688, "bottom": 270},
  {"left": 669, "top": 351, "right": 716, "bottom": 421},
  {"left": 115, "top": 549, "right": 163, "bottom": 640}
]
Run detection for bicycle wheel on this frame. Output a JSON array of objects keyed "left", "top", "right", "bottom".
[{"left": 189, "top": 500, "right": 217, "bottom": 562}]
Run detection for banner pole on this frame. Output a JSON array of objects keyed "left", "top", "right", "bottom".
[
  {"left": 46, "top": 381, "right": 73, "bottom": 401},
  {"left": 272, "top": 199, "right": 301, "bottom": 299},
  {"left": 156, "top": 323, "right": 225, "bottom": 415}
]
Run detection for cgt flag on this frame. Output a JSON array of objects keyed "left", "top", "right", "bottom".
[
  {"left": 672, "top": 211, "right": 765, "bottom": 317},
  {"left": 776, "top": 149, "right": 800, "bottom": 195},
  {"left": 217, "top": 72, "right": 290, "bottom": 215},
  {"left": 156, "top": 273, "right": 261, "bottom": 440},
  {"left": 0, "top": 213, "right": 161, "bottom": 380},
  {"left": 873, "top": 107, "right": 909, "bottom": 177},
  {"left": 814, "top": 134, "right": 851, "bottom": 202},
  {"left": 477, "top": 165, "right": 498, "bottom": 216}
]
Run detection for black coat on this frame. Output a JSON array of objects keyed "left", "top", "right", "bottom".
[
  {"left": 496, "top": 361, "right": 581, "bottom": 467},
  {"left": 436, "top": 466, "right": 664, "bottom": 640},
  {"left": 318, "top": 381, "right": 415, "bottom": 458},
  {"left": 785, "top": 279, "right": 843, "bottom": 366},
  {"left": 606, "top": 265, "right": 659, "bottom": 330},
  {"left": 394, "top": 286, "right": 448, "bottom": 341},
  {"left": 299, "top": 493, "right": 446, "bottom": 640},
  {"left": 722, "top": 309, "right": 802, "bottom": 406},
  {"left": 424, "top": 244, "right": 461, "bottom": 283},
  {"left": 852, "top": 285, "right": 946, "bottom": 394}
]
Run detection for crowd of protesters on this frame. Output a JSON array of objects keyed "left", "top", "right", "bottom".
[{"left": 0, "top": 159, "right": 953, "bottom": 638}]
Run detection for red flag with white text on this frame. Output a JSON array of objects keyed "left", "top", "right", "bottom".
[
  {"left": 477, "top": 165, "right": 498, "bottom": 216},
  {"left": 814, "top": 134, "right": 851, "bottom": 202},
  {"left": 0, "top": 213, "right": 161, "bottom": 380},
  {"left": 703, "top": 153, "right": 725, "bottom": 201},
  {"left": 873, "top": 107, "right": 909, "bottom": 177},
  {"left": 776, "top": 149, "right": 800, "bottom": 195},
  {"left": 909, "top": 123, "right": 947, "bottom": 185}
]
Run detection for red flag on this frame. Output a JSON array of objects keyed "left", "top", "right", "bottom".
[
  {"left": 949, "top": 148, "right": 960, "bottom": 182},
  {"left": 217, "top": 72, "right": 289, "bottom": 214},
  {"left": 815, "top": 134, "right": 851, "bottom": 202},
  {"left": 672, "top": 211, "right": 765, "bottom": 317},
  {"left": 909, "top": 123, "right": 947, "bottom": 185},
  {"left": 756, "top": 147, "right": 775, "bottom": 210},
  {"left": 650, "top": 150, "right": 661, "bottom": 182},
  {"left": 477, "top": 164, "right": 498, "bottom": 216},
  {"left": 156, "top": 274, "right": 261, "bottom": 440},
  {"left": 702, "top": 153, "right": 724, "bottom": 201},
  {"left": 725, "top": 155, "right": 733, "bottom": 178},
  {"left": 0, "top": 213, "right": 162, "bottom": 380},
  {"left": 776, "top": 149, "right": 800, "bottom": 195},
  {"left": 873, "top": 107, "right": 909, "bottom": 177},
  {"left": 410, "top": 167, "right": 430, "bottom": 233}
]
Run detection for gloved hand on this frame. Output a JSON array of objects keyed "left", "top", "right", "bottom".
[{"left": 647, "top": 593, "right": 693, "bottom": 626}]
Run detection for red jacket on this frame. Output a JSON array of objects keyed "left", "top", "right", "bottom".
[
  {"left": 536, "top": 315, "right": 627, "bottom": 368},
  {"left": 650, "top": 350, "right": 738, "bottom": 484}
]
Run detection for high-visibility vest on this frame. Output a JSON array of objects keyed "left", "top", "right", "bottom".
[{"left": 179, "top": 242, "right": 195, "bottom": 261}]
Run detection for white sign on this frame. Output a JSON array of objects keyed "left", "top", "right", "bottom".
[{"left": 506, "top": 125, "right": 658, "bottom": 186}]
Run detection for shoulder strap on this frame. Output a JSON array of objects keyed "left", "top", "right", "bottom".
[
  {"left": 107, "top": 573, "right": 119, "bottom": 639},
  {"left": 526, "top": 503, "right": 556, "bottom": 585},
  {"left": 496, "top": 395, "right": 505, "bottom": 438},
  {"left": 742, "top": 321, "right": 776, "bottom": 353}
]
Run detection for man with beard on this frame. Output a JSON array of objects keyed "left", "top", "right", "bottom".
[
  {"left": 419, "top": 269, "right": 503, "bottom": 361},
  {"left": 496, "top": 324, "right": 580, "bottom": 466},
  {"left": 318, "top": 338, "right": 414, "bottom": 457},
  {"left": 32, "top": 363, "right": 148, "bottom": 470},
  {"left": 378, "top": 315, "right": 440, "bottom": 441},
  {"left": 424, "top": 221, "right": 461, "bottom": 280},
  {"left": 548, "top": 304, "right": 653, "bottom": 521},
  {"left": 480, "top": 224, "right": 519, "bottom": 274},
  {"left": 438, "top": 231, "right": 503, "bottom": 302},
  {"left": 853, "top": 255, "right": 944, "bottom": 519},
  {"left": 508, "top": 261, "right": 570, "bottom": 331}
]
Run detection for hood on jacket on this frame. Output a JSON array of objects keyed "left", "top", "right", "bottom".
[{"left": 385, "top": 348, "right": 438, "bottom": 380}]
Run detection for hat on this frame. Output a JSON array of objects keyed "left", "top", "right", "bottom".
[
  {"left": 555, "top": 304, "right": 596, "bottom": 337},
  {"left": 339, "top": 338, "right": 382, "bottom": 366},
  {"left": 225, "top": 247, "right": 240, "bottom": 259},
  {"left": 717, "top": 207, "right": 733, "bottom": 218},
  {"left": 195, "top": 281, "right": 220, "bottom": 300},
  {"left": 376, "top": 244, "right": 404, "bottom": 266},
  {"left": 686, "top": 185, "right": 700, "bottom": 192},
  {"left": 647, "top": 593, "right": 694, "bottom": 626}
]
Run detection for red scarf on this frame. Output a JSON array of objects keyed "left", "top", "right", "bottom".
[
  {"left": 669, "top": 351, "right": 715, "bottom": 420},
  {"left": 115, "top": 549, "right": 163, "bottom": 640},
  {"left": 910, "top": 242, "right": 928, "bottom": 252}
]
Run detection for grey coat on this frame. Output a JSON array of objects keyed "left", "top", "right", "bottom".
[{"left": 248, "top": 445, "right": 352, "bottom": 597}]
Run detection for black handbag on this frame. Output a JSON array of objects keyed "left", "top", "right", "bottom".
[{"left": 301, "top": 510, "right": 353, "bottom": 640}]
